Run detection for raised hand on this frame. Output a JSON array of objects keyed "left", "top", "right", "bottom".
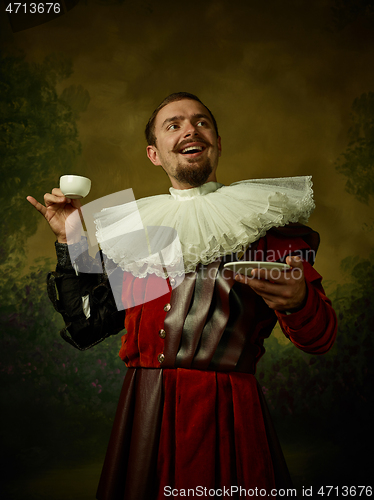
[{"left": 27, "top": 188, "right": 82, "bottom": 244}]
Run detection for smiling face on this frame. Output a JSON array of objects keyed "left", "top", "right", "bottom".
[{"left": 146, "top": 99, "right": 222, "bottom": 189}]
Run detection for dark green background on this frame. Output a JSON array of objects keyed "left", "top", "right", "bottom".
[{"left": 1, "top": 1, "right": 373, "bottom": 498}]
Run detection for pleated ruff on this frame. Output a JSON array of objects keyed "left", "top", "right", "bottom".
[
  {"left": 96, "top": 368, "right": 292, "bottom": 500},
  {"left": 94, "top": 177, "right": 315, "bottom": 278}
]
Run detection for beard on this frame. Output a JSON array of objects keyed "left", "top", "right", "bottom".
[{"left": 173, "top": 158, "right": 213, "bottom": 187}]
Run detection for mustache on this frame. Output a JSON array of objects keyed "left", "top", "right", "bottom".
[{"left": 173, "top": 137, "right": 211, "bottom": 153}]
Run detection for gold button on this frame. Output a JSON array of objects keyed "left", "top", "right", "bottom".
[
  {"left": 169, "top": 278, "right": 176, "bottom": 286},
  {"left": 157, "top": 353, "right": 165, "bottom": 363},
  {"left": 164, "top": 303, "right": 171, "bottom": 312},
  {"left": 159, "top": 329, "right": 166, "bottom": 339}
]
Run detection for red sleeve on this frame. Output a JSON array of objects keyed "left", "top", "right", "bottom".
[
  {"left": 275, "top": 265, "right": 337, "bottom": 354},
  {"left": 263, "top": 226, "right": 338, "bottom": 354}
]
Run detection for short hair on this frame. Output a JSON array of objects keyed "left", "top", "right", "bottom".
[{"left": 145, "top": 92, "right": 219, "bottom": 146}]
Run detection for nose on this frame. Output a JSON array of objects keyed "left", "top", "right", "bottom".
[{"left": 183, "top": 121, "right": 200, "bottom": 138}]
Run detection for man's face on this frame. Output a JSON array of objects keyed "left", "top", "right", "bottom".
[{"left": 146, "top": 99, "right": 221, "bottom": 189}]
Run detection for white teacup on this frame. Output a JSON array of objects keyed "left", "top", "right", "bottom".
[{"left": 60, "top": 175, "right": 91, "bottom": 199}]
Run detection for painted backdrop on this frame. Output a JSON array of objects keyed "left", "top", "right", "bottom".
[{"left": 1, "top": 0, "right": 373, "bottom": 498}]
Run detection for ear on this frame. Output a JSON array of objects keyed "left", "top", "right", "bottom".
[
  {"left": 217, "top": 136, "right": 222, "bottom": 157},
  {"left": 147, "top": 145, "right": 162, "bottom": 166}
]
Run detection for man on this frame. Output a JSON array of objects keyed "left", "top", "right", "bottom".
[{"left": 27, "top": 92, "right": 337, "bottom": 499}]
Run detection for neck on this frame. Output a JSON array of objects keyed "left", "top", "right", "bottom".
[{"left": 169, "top": 172, "right": 218, "bottom": 190}]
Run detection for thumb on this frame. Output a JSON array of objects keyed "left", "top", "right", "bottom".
[{"left": 286, "top": 255, "right": 303, "bottom": 269}]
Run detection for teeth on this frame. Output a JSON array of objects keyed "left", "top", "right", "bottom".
[{"left": 181, "top": 145, "right": 203, "bottom": 154}]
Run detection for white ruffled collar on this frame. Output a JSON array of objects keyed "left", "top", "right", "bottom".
[{"left": 95, "top": 176, "right": 315, "bottom": 278}]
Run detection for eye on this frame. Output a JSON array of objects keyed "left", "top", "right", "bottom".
[
  {"left": 197, "top": 121, "right": 206, "bottom": 127},
  {"left": 168, "top": 124, "right": 179, "bottom": 130}
]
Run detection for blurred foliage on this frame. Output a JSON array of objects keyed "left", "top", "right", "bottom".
[
  {"left": 0, "top": 258, "right": 125, "bottom": 494},
  {"left": 257, "top": 251, "right": 374, "bottom": 439},
  {"left": 0, "top": 50, "right": 95, "bottom": 496},
  {"left": 335, "top": 92, "right": 374, "bottom": 204},
  {"left": 0, "top": 51, "right": 85, "bottom": 262},
  {"left": 60, "top": 84, "right": 91, "bottom": 119}
]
